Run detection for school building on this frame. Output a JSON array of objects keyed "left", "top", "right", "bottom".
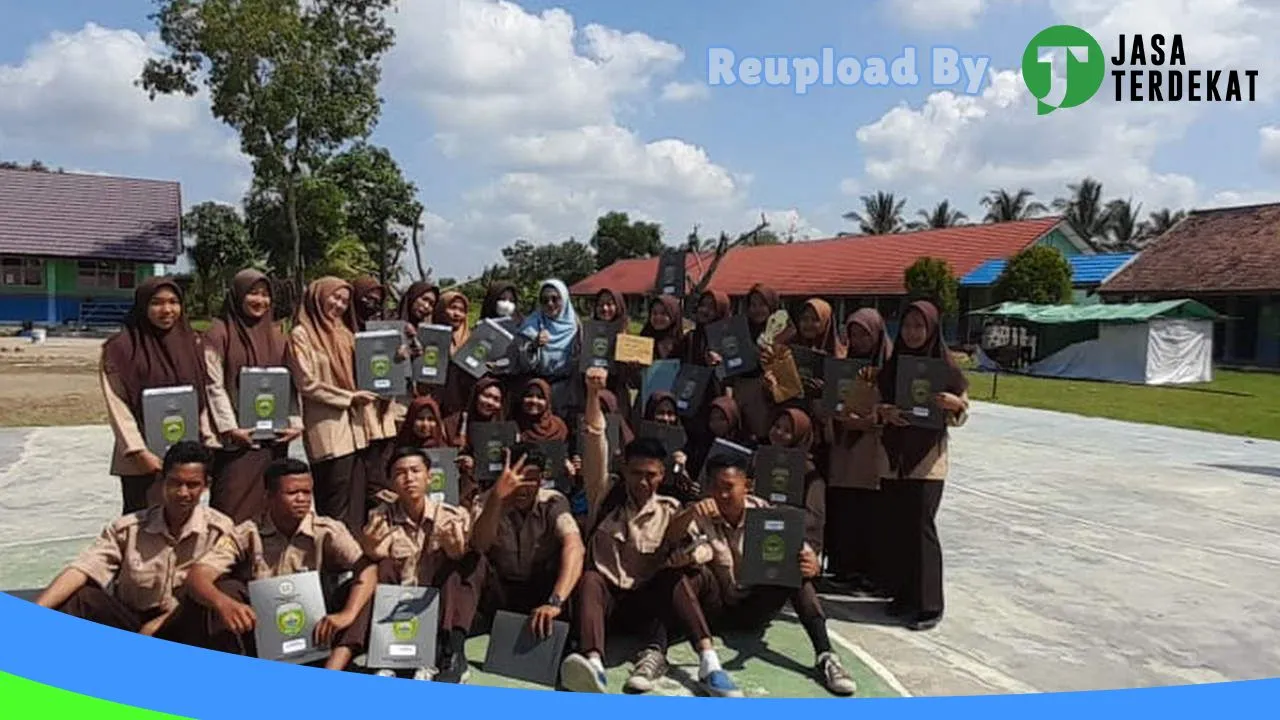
[
  {"left": 1099, "top": 202, "right": 1280, "bottom": 368},
  {"left": 569, "top": 216, "right": 1094, "bottom": 341},
  {"left": 0, "top": 167, "right": 181, "bottom": 327}
]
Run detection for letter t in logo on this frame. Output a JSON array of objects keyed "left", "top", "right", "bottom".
[
  {"left": 1035, "top": 46, "right": 1090, "bottom": 110},
  {"left": 1020, "top": 25, "right": 1106, "bottom": 115}
]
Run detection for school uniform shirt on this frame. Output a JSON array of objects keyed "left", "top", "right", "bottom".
[
  {"left": 69, "top": 506, "right": 237, "bottom": 614},
  {"left": 100, "top": 354, "right": 215, "bottom": 476},
  {"left": 197, "top": 512, "right": 365, "bottom": 580},
  {"left": 826, "top": 377, "right": 885, "bottom": 490},
  {"left": 361, "top": 499, "right": 473, "bottom": 585},
  {"left": 473, "top": 488, "right": 579, "bottom": 583},
  {"left": 691, "top": 494, "right": 817, "bottom": 605},
  {"left": 876, "top": 391, "right": 971, "bottom": 481},
  {"left": 288, "top": 324, "right": 370, "bottom": 462},
  {"left": 202, "top": 345, "right": 304, "bottom": 450}
]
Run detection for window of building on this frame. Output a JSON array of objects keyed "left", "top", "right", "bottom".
[
  {"left": 77, "top": 260, "right": 137, "bottom": 290},
  {"left": 0, "top": 257, "right": 44, "bottom": 287}
]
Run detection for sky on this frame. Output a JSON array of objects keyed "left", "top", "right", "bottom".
[{"left": 1, "top": 0, "right": 1277, "bottom": 281}]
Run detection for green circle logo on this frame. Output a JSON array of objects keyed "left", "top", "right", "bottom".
[
  {"left": 429, "top": 468, "right": 446, "bottom": 493},
  {"left": 770, "top": 468, "right": 789, "bottom": 492},
  {"left": 1022, "top": 25, "right": 1105, "bottom": 115},
  {"left": 162, "top": 415, "right": 186, "bottom": 443},
  {"left": 277, "top": 606, "right": 305, "bottom": 637},
  {"left": 422, "top": 346, "right": 439, "bottom": 367},
  {"left": 254, "top": 393, "right": 275, "bottom": 419},
  {"left": 592, "top": 337, "right": 609, "bottom": 357},
  {"left": 392, "top": 616, "right": 419, "bottom": 641}
]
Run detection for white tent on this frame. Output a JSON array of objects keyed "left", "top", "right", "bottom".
[{"left": 972, "top": 300, "right": 1220, "bottom": 385}]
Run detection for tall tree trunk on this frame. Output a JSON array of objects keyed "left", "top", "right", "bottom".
[
  {"left": 285, "top": 173, "right": 303, "bottom": 298},
  {"left": 411, "top": 208, "right": 427, "bottom": 281}
]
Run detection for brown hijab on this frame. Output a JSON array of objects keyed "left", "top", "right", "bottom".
[
  {"left": 515, "top": 378, "right": 568, "bottom": 442},
  {"left": 774, "top": 407, "right": 817, "bottom": 473},
  {"left": 640, "top": 294, "right": 686, "bottom": 361},
  {"left": 594, "top": 288, "right": 629, "bottom": 333},
  {"left": 643, "top": 391, "right": 679, "bottom": 423},
  {"left": 351, "top": 275, "right": 386, "bottom": 329},
  {"left": 465, "top": 376, "right": 506, "bottom": 423},
  {"left": 294, "top": 276, "right": 357, "bottom": 392},
  {"left": 103, "top": 276, "right": 209, "bottom": 419},
  {"left": 434, "top": 291, "right": 472, "bottom": 351},
  {"left": 877, "top": 300, "right": 969, "bottom": 476},
  {"left": 793, "top": 298, "right": 845, "bottom": 356},
  {"left": 846, "top": 308, "right": 893, "bottom": 366},
  {"left": 397, "top": 396, "right": 453, "bottom": 449},
  {"left": 708, "top": 395, "right": 743, "bottom": 440},
  {"left": 204, "top": 269, "right": 289, "bottom": 400},
  {"left": 746, "top": 283, "right": 785, "bottom": 341},
  {"left": 399, "top": 281, "right": 440, "bottom": 326},
  {"left": 685, "top": 289, "right": 731, "bottom": 365}
]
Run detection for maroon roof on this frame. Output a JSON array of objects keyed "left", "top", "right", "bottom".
[
  {"left": 0, "top": 168, "right": 181, "bottom": 263},
  {"left": 1101, "top": 202, "right": 1280, "bottom": 294}
]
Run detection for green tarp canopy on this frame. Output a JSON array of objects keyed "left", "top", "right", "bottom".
[{"left": 969, "top": 299, "right": 1222, "bottom": 325}]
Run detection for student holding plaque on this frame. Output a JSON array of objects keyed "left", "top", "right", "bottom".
[
  {"left": 686, "top": 396, "right": 746, "bottom": 484},
  {"left": 641, "top": 392, "right": 697, "bottom": 504},
  {"left": 203, "top": 269, "right": 303, "bottom": 523},
  {"left": 361, "top": 447, "right": 488, "bottom": 683},
  {"left": 399, "top": 280, "right": 442, "bottom": 393},
  {"left": 184, "top": 458, "right": 380, "bottom": 670},
  {"left": 395, "top": 396, "right": 475, "bottom": 506},
  {"left": 515, "top": 379, "right": 570, "bottom": 442},
  {"left": 289, "top": 277, "right": 380, "bottom": 533},
  {"left": 472, "top": 443, "right": 585, "bottom": 638},
  {"left": 647, "top": 454, "right": 857, "bottom": 697},
  {"left": 36, "top": 442, "right": 235, "bottom": 644},
  {"left": 681, "top": 290, "right": 730, "bottom": 441},
  {"left": 517, "top": 279, "right": 581, "bottom": 416},
  {"left": 588, "top": 288, "right": 635, "bottom": 399},
  {"left": 826, "top": 309, "right": 893, "bottom": 593},
  {"left": 447, "top": 377, "right": 508, "bottom": 496},
  {"left": 420, "top": 291, "right": 468, "bottom": 412},
  {"left": 558, "top": 369, "right": 704, "bottom": 696},
  {"left": 639, "top": 295, "right": 687, "bottom": 362},
  {"left": 101, "top": 277, "right": 214, "bottom": 514},
  {"left": 874, "top": 300, "right": 969, "bottom": 632},
  {"left": 765, "top": 409, "right": 827, "bottom": 553}
]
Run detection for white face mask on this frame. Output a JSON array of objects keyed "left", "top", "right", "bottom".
[{"left": 496, "top": 299, "right": 516, "bottom": 317}]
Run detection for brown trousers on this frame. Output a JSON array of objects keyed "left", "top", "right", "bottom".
[
  {"left": 572, "top": 569, "right": 667, "bottom": 658},
  {"left": 211, "top": 443, "right": 289, "bottom": 524},
  {"left": 825, "top": 486, "right": 889, "bottom": 585},
  {"left": 478, "top": 563, "right": 560, "bottom": 626},
  {"left": 55, "top": 585, "right": 200, "bottom": 645},
  {"left": 120, "top": 474, "right": 159, "bottom": 515},
  {"left": 312, "top": 453, "right": 365, "bottom": 534},
  {"left": 883, "top": 479, "right": 945, "bottom": 614},
  {"left": 360, "top": 439, "right": 397, "bottom": 512}
]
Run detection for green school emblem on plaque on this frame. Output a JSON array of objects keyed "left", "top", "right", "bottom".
[
  {"left": 371, "top": 354, "right": 392, "bottom": 378},
  {"left": 474, "top": 342, "right": 490, "bottom": 361},
  {"left": 391, "top": 616, "right": 419, "bottom": 642},
  {"left": 486, "top": 441, "right": 502, "bottom": 463},
  {"left": 770, "top": 467, "right": 790, "bottom": 492},
  {"left": 761, "top": 534, "right": 785, "bottom": 563},
  {"left": 162, "top": 415, "right": 185, "bottom": 443},
  {"left": 679, "top": 380, "right": 696, "bottom": 400},
  {"left": 428, "top": 468, "right": 446, "bottom": 493},
  {"left": 254, "top": 393, "right": 275, "bottom": 419},
  {"left": 277, "top": 603, "right": 306, "bottom": 637},
  {"left": 592, "top": 337, "right": 609, "bottom": 356},
  {"left": 910, "top": 377, "right": 931, "bottom": 405},
  {"left": 422, "top": 346, "right": 439, "bottom": 367}
]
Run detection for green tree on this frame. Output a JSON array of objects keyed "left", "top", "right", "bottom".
[
  {"left": 1138, "top": 207, "right": 1185, "bottom": 245},
  {"left": 322, "top": 142, "right": 422, "bottom": 286},
  {"left": 980, "top": 188, "right": 1048, "bottom": 222},
  {"left": 501, "top": 239, "right": 597, "bottom": 301},
  {"left": 140, "top": 0, "right": 397, "bottom": 291},
  {"left": 908, "top": 200, "right": 968, "bottom": 230},
  {"left": 993, "top": 245, "right": 1072, "bottom": 305},
  {"left": 589, "top": 212, "right": 662, "bottom": 270},
  {"left": 843, "top": 191, "right": 906, "bottom": 235},
  {"left": 243, "top": 176, "right": 352, "bottom": 281},
  {"left": 1052, "top": 177, "right": 1111, "bottom": 246},
  {"left": 184, "top": 201, "right": 260, "bottom": 316},
  {"left": 903, "top": 256, "right": 958, "bottom": 315},
  {"left": 1103, "top": 197, "right": 1143, "bottom": 251}
]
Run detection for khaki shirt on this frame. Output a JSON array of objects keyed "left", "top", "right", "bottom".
[
  {"left": 361, "top": 499, "right": 473, "bottom": 586},
  {"left": 70, "top": 506, "right": 236, "bottom": 614},
  {"left": 476, "top": 488, "right": 579, "bottom": 583},
  {"left": 288, "top": 325, "right": 369, "bottom": 462},
  {"left": 691, "top": 494, "right": 817, "bottom": 604},
  {"left": 197, "top": 512, "right": 365, "bottom": 580},
  {"left": 202, "top": 345, "right": 303, "bottom": 447},
  {"left": 100, "top": 354, "right": 215, "bottom": 477}
]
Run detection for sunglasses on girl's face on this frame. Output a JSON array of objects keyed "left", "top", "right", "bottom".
[{"left": 542, "top": 294, "right": 560, "bottom": 304}]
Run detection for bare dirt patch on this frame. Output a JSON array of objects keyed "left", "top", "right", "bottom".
[{"left": 0, "top": 337, "right": 106, "bottom": 427}]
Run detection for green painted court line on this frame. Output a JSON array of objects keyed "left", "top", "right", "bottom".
[{"left": 0, "top": 671, "right": 191, "bottom": 719}]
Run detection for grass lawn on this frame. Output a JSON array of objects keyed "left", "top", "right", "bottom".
[{"left": 965, "top": 368, "right": 1280, "bottom": 441}]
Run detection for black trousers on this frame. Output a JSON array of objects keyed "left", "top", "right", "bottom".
[
  {"left": 883, "top": 479, "right": 945, "bottom": 614},
  {"left": 312, "top": 453, "right": 365, "bottom": 534}
]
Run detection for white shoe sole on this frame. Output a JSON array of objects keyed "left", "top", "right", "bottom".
[{"left": 560, "top": 655, "right": 606, "bottom": 693}]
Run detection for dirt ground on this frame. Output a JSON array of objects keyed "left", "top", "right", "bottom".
[{"left": 0, "top": 337, "right": 107, "bottom": 427}]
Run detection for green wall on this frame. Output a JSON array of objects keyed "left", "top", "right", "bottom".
[
  {"left": 0, "top": 257, "right": 156, "bottom": 297},
  {"left": 1035, "top": 228, "right": 1084, "bottom": 257}
]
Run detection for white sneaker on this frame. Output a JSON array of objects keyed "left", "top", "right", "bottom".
[
  {"left": 413, "top": 666, "right": 437, "bottom": 682},
  {"left": 817, "top": 652, "right": 857, "bottom": 696},
  {"left": 375, "top": 669, "right": 397, "bottom": 678},
  {"left": 560, "top": 653, "right": 608, "bottom": 693}
]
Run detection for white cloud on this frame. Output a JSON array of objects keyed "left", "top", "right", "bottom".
[
  {"left": 886, "top": 0, "right": 991, "bottom": 29},
  {"left": 1260, "top": 126, "right": 1280, "bottom": 172},
  {"left": 844, "top": 0, "right": 1280, "bottom": 224},
  {"left": 386, "top": 0, "right": 752, "bottom": 277},
  {"left": 660, "top": 81, "right": 709, "bottom": 102}
]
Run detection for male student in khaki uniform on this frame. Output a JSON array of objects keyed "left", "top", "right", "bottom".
[
  {"left": 653, "top": 454, "right": 858, "bottom": 696},
  {"left": 559, "top": 368, "right": 741, "bottom": 698},
  {"left": 184, "top": 457, "right": 379, "bottom": 671},
  {"left": 36, "top": 441, "right": 235, "bottom": 643},
  {"left": 471, "top": 442, "right": 584, "bottom": 638},
  {"left": 359, "top": 446, "right": 484, "bottom": 683}
]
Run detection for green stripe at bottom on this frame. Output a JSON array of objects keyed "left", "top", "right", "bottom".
[{"left": 0, "top": 671, "right": 190, "bottom": 719}]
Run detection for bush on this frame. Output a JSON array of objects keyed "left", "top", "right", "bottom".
[
  {"left": 903, "top": 256, "right": 959, "bottom": 315},
  {"left": 995, "top": 246, "right": 1072, "bottom": 304}
]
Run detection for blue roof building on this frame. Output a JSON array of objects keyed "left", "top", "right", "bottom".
[{"left": 960, "top": 253, "right": 1137, "bottom": 288}]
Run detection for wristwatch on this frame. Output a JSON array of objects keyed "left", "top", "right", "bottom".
[{"left": 546, "top": 593, "right": 563, "bottom": 609}]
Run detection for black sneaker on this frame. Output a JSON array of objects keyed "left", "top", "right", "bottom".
[
  {"left": 908, "top": 612, "right": 942, "bottom": 632},
  {"left": 436, "top": 649, "right": 471, "bottom": 683}
]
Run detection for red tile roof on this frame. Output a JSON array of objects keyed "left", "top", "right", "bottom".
[
  {"left": 1101, "top": 202, "right": 1280, "bottom": 294},
  {"left": 571, "top": 217, "right": 1066, "bottom": 298},
  {"left": 0, "top": 168, "right": 182, "bottom": 263}
]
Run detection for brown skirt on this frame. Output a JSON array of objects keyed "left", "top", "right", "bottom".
[{"left": 210, "top": 443, "right": 290, "bottom": 524}]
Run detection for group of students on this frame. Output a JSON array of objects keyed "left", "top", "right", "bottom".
[{"left": 37, "top": 267, "right": 970, "bottom": 697}]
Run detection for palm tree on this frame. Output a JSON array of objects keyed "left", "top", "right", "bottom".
[
  {"left": 1137, "top": 208, "right": 1186, "bottom": 245},
  {"left": 1102, "top": 198, "right": 1142, "bottom": 251},
  {"left": 980, "top": 188, "right": 1049, "bottom": 223},
  {"left": 908, "top": 200, "right": 968, "bottom": 230},
  {"left": 1052, "top": 177, "right": 1112, "bottom": 246},
  {"left": 843, "top": 191, "right": 906, "bottom": 235}
]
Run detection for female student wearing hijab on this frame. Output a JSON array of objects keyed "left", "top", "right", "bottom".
[
  {"left": 685, "top": 395, "right": 746, "bottom": 482},
  {"left": 395, "top": 395, "right": 476, "bottom": 506},
  {"left": 350, "top": 275, "right": 388, "bottom": 331},
  {"left": 639, "top": 295, "right": 687, "bottom": 362},
  {"left": 202, "top": 269, "right": 303, "bottom": 523},
  {"left": 681, "top": 289, "right": 731, "bottom": 454},
  {"left": 734, "top": 284, "right": 789, "bottom": 443},
  {"left": 766, "top": 408, "right": 827, "bottom": 564},
  {"left": 100, "top": 277, "right": 214, "bottom": 514},
  {"left": 480, "top": 282, "right": 522, "bottom": 325},
  {"left": 448, "top": 376, "right": 507, "bottom": 500},
  {"left": 514, "top": 378, "right": 569, "bottom": 442},
  {"left": 399, "top": 280, "right": 441, "bottom": 395},
  {"left": 875, "top": 300, "right": 969, "bottom": 632},
  {"left": 432, "top": 290, "right": 477, "bottom": 416},
  {"left": 590, "top": 288, "right": 635, "bottom": 401},
  {"left": 288, "top": 277, "right": 380, "bottom": 532},
  {"left": 518, "top": 279, "right": 580, "bottom": 416},
  {"left": 826, "top": 309, "right": 893, "bottom": 592},
  {"left": 642, "top": 392, "right": 698, "bottom": 504}
]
